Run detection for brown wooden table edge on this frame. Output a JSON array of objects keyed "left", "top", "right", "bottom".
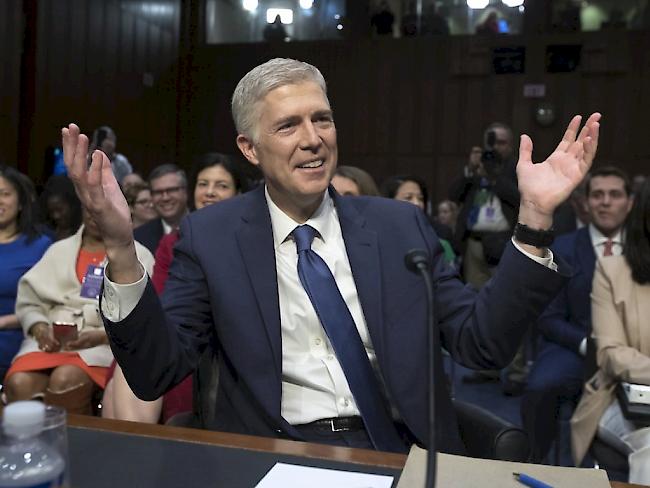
[{"left": 67, "top": 415, "right": 407, "bottom": 469}]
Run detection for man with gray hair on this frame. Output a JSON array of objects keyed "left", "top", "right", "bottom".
[{"left": 62, "top": 58, "right": 600, "bottom": 454}]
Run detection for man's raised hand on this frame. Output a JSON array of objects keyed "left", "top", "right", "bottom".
[
  {"left": 62, "top": 124, "right": 141, "bottom": 282},
  {"left": 516, "top": 113, "right": 600, "bottom": 229}
]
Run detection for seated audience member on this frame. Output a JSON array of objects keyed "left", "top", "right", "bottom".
[
  {"left": 572, "top": 178, "right": 650, "bottom": 484},
  {"left": 103, "top": 153, "right": 248, "bottom": 423},
  {"left": 62, "top": 58, "right": 598, "bottom": 455},
  {"left": 134, "top": 164, "right": 188, "bottom": 253},
  {"left": 331, "top": 166, "right": 380, "bottom": 196},
  {"left": 3, "top": 211, "right": 153, "bottom": 414},
  {"left": 436, "top": 199, "right": 459, "bottom": 235},
  {"left": 124, "top": 182, "right": 157, "bottom": 229},
  {"left": 381, "top": 174, "right": 455, "bottom": 257},
  {"left": 90, "top": 126, "right": 133, "bottom": 184},
  {"left": 121, "top": 172, "right": 145, "bottom": 192},
  {"left": 39, "top": 175, "right": 82, "bottom": 241},
  {"left": 522, "top": 166, "right": 632, "bottom": 463},
  {"left": 0, "top": 167, "right": 52, "bottom": 380},
  {"left": 552, "top": 179, "right": 590, "bottom": 237}
]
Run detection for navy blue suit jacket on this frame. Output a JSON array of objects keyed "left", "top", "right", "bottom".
[
  {"left": 105, "top": 185, "right": 568, "bottom": 454},
  {"left": 537, "top": 226, "right": 596, "bottom": 354},
  {"left": 133, "top": 218, "right": 164, "bottom": 254}
]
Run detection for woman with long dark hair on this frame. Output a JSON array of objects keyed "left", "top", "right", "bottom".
[
  {"left": 0, "top": 166, "right": 52, "bottom": 380},
  {"left": 572, "top": 178, "right": 650, "bottom": 484}
]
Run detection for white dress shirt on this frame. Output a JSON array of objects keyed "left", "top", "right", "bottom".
[
  {"left": 589, "top": 224, "right": 624, "bottom": 259},
  {"left": 102, "top": 188, "right": 556, "bottom": 424}
]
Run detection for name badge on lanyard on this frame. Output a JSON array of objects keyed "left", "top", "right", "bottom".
[{"left": 80, "top": 265, "right": 104, "bottom": 299}]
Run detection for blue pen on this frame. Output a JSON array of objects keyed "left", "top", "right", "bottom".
[{"left": 513, "top": 472, "right": 554, "bottom": 488}]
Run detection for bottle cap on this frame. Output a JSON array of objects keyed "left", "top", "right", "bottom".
[{"left": 3, "top": 401, "right": 45, "bottom": 438}]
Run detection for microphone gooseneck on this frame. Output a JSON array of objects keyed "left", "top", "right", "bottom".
[{"left": 404, "top": 248, "right": 437, "bottom": 488}]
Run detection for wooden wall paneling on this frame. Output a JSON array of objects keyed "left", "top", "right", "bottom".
[
  {"left": 417, "top": 38, "right": 442, "bottom": 156},
  {"left": 345, "top": 41, "right": 373, "bottom": 159},
  {"left": 119, "top": 6, "right": 136, "bottom": 77},
  {"left": 627, "top": 32, "right": 650, "bottom": 176},
  {"left": 19, "top": 0, "right": 183, "bottom": 181},
  {"left": 86, "top": 0, "right": 105, "bottom": 113},
  {"left": 55, "top": 29, "right": 643, "bottom": 198},
  {"left": 0, "top": 0, "right": 23, "bottom": 167},
  {"left": 439, "top": 79, "right": 464, "bottom": 160},
  {"left": 375, "top": 42, "right": 398, "bottom": 158},
  {"left": 394, "top": 43, "right": 419, "bottom": 158}
]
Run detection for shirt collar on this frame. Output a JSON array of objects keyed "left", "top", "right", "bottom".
[
  {"left": 265, "top": 186, "right": 334, "bottom": 250},
  {"left": 588, "top": 224, "right": 624, "bottom": 247},
  {"left": 161, "top": 219, "right": 173, "bottom": 235}
]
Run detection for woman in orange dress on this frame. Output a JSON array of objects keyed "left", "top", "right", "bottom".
[{"left": 3, "top": 210, "right": 154, "bottom": 413}]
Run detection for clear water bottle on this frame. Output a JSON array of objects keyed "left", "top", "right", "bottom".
[{"left": 0, "top": 401, "right": 65, "bottom": 487}]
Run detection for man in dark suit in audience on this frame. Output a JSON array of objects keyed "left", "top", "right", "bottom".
[
  {"left": 133, "top": 164, "right": 188, "bottom": 253},
  {"left": 62, "top": 59, "right": 600, "bottom": 454},
  {"left": 521, "top": 166, "right": 632, "bottom": 463}
]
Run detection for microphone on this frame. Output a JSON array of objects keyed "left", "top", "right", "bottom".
[
  {"left": 404, "top": 249, "right": 430, "bottom": 273},
  {"left": 404, "top": 248, "right": 437, "bottom": 488}
]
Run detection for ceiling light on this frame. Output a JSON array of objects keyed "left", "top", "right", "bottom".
[
  {"left": 242, "top": 0, "right": 258, "bottom": 12},
  {"left": 266, "top": 8, "right": 293, "bottom": 24},
  {"left": 467, "top": 0, "right": 489, "bottom": 9},
  {"left": 502, "top": 0, "right": 524, "bottom": 7},
  {"left": 299, "top": 0, "right": 314, "bottom": 9}
]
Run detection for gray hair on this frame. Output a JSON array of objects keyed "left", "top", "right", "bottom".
[{"left": 231, "top": 58, "right": 328, "bottom": 142}]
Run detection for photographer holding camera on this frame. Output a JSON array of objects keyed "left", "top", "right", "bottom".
[
  {"left": 451, "top": 123, "right": 525, "bottom": 391},
  {"left": 451, "top": 122, "right": 520, "bottom": 287}
]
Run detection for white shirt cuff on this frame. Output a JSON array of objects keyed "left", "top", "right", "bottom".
[
  {"left": 511, "top": 237, "right": 557, "bottom": 272},
  {"left": 101, "top": 262, "right": 148, "bottom": 322}
]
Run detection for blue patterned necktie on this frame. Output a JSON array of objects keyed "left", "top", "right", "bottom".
[{"left": 292, "top": 224, "right": 403, "bottom": 452}]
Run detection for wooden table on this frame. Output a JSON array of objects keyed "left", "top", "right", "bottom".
[{"left": 67, "top": 415, "right": 645, "bottom": 487}]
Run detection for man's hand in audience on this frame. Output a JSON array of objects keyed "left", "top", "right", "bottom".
[
  {"left": 62, "top": 124, "right": 142, "bottom": 284},
  {"left": 516, "top": 113, "right": 600, "bottom": 232},
  {"left": 64, "top": 329, "right": 108, "bottom": 351}
]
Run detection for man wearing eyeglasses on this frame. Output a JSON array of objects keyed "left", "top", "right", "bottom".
[{"left": 134, "top": 164, "right": 188, "bottom": 253}]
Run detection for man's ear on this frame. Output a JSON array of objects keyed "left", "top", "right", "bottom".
[{"left": 236, "top": 134, "right": 259, "bottom": 166}]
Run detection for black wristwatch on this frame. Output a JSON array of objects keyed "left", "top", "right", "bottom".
[{"left": 514, "top": 223, "right": 555, "bottom": 248}]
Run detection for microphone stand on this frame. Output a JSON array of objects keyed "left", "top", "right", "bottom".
[{"left": 405, "top": 249, "right": 437, "bottom": 488}]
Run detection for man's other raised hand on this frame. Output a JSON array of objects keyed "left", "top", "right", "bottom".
[{"left": 516, "top": 113, "right": 601, "bottom": 231}]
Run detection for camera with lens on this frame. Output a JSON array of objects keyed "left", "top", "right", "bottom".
[{"left": 481, "top": 129, "right": 503, "bottom": 176}]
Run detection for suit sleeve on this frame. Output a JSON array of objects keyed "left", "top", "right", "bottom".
[
  {"left": 104, "top": 219, "right": 213, "bottom": 400},
  {"left": 536, "top": 285, "right": 586, "bottom": 353},
  {"left": 414, "top": 209, "right": 570, "bottom": 369},
  {"left": 592, "top": 261, "right": 650, "bottom": 385}
]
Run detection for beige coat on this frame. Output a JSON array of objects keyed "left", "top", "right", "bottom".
[
  {"left": 571, "top": 256, "right": 650, "bottom": 464},
  {"left": 14, "top": 226, "right": 154, "bottom": 367}
]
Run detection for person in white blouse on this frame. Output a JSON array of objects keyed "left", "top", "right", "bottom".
[{"left": 61, "top": 58, "right": 600, "bottom": 453}]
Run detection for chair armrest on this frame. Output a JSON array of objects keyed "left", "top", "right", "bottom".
[{"left": 453, "top": 399, "right": 529, "bottom": 462}]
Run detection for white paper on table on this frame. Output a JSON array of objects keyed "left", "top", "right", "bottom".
[{"left": 255, "top": 462, "right": 394, "bottom": 488}]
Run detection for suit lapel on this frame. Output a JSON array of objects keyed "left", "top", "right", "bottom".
[
  {"left": 235, "top": 187, "right": 283, "bottom": 382},
  {"left": 333, "top": 190, "right": 386, "bottom": 357}
]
